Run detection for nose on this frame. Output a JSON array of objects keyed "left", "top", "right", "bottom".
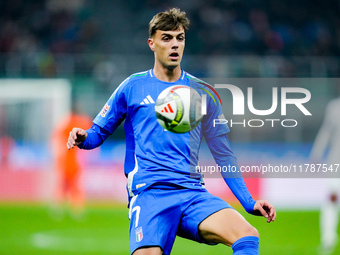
[{"left": 171, "top": 38, "right": 179, "bottom": 48}]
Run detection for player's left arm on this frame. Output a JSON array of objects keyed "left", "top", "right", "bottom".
[
  {"left": 199, "top": 85, "right": 256, "bottom": 214},
  {"left": 199, "top": 83, "right": 276, "bottom": 222},
  {"left": 206, "top": 134, "right": 276, "bottom": 222}
]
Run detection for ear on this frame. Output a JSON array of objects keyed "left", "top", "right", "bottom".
[{"left": 148, "top": 38, "right": 155, "bottom": 51}]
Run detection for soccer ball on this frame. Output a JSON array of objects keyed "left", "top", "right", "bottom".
[{"left": 155, "top": 85, "right": 203, "bottom": 133}]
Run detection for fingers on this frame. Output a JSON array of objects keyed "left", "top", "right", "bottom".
[
  {"left": 255, "top": 203, "right": 269, "bottom": 219},
  {"left": 267, "top": 202, "right": 276, "bottom": 222},
  {"left": 67, "top": 129, "right": 76, "bottom": 150},
  {"left": 264, "top": 202, "right": 276, "bottom": 223},
  {"left": 67, "top": 128, "right": 87, "bottom": 150},
  {"left": 255, "top": 200, "right": 276, "bottom": 223}
]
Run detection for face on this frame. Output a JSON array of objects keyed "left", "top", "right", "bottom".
[{"left": 148, "top": 27, "right": 185, "bottom": 70}]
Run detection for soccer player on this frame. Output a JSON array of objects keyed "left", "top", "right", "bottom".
[
  {"left": 51, "top": 103, "right": 92, "bottom": 218},
  {"left": 310, "top": 85, "right": 340, "bottom": 254},
  {"left": 67, "top": 8, "right": 276, "bottom": 255}
]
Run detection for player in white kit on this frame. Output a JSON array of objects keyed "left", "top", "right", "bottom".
[{"left": 310, "top": 85, "right": 340, "bottom": 254}]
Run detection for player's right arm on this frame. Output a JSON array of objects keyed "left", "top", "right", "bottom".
[
  {"left": 67, "top": 76, "right": 130, "bottom": 150},
  {"left": 67, "top": 127, "right": 88, "bottom": 149},
  {"left": 67, "top": 124, "right": 111, "bottom": 150}
]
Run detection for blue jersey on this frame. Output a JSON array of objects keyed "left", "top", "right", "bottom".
[{"left": 92, "top": 69, "right": 229, "bottom": 198}]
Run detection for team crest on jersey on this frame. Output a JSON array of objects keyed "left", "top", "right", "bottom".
[
  {"left": 101, "top": 104, "right": 110, "bottom": 117},
  {"left": 135, "top": 227, "right": 143, "bottom": 242}
]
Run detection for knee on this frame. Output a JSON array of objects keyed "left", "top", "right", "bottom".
[
  {"left": 242, "top": 225, "right": 259, "bottom": 238},
  {"left": 227, "top": 223, "right": 259, "bottom": 245}
]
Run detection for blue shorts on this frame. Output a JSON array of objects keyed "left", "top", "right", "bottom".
[{"left": 128, "top": 187, "right": 231, "bottom": 255}]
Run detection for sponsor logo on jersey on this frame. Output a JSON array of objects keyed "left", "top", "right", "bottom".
[{"left": 140, "top": 95, "right": 155, "bottom": 105}]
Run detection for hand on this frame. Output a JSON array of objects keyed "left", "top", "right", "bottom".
[
  {"left": 253, "top": 200, "right": 276, "bottom": 223},
  {"left": 67, "top": 127, "right": 88, "bottom": 149}
]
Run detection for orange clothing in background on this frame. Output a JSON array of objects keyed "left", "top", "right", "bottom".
[{"left": 51, "top": 112, "right": 92, "bottom": 212}]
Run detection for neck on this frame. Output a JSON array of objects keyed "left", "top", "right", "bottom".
[{"left": 153, "top": 62, "right": 182, "bottom": 82}]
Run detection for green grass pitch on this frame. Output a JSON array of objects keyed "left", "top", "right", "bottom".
[{"left": 0, "top": 203, "right": 339, "bottom": 255}]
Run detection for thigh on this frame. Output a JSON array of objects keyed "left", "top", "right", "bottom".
[
  {"left": 198, "top": 208, "right": 259, "bottom": 246},
  {"left": 177, "top": 189, "right": 231, "bottom": 244},
  {"left": 132, "top": 247, "right": 163, "bottom": 255},
  {"left": 129, "top": 189, "right": 182, "bottom": 255}
]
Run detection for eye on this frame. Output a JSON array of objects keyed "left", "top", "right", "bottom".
[
  {"left": 177, "top": 36, "right": 185, "bottom": 42},
  {"left": 162, "top": 36, "right": 170, "bottom": 41}
]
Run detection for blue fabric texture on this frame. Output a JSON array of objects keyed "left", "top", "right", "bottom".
[{"left": 232, "top": 236, "right": 259, "bottom": 255}]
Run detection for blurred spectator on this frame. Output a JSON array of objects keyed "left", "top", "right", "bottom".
[
  {"left": 0, "top": 0, "right": 99, "bottom": 55},
  {"left": 1, "top": 0, "right": 340, "bottom": 57},
  {"left": 1, "top": 0, "right": 340, "bottom": 78}
]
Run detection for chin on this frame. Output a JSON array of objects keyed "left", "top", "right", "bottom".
[{"left": 165, "top": 64, "right": 179, "bottom": 70}]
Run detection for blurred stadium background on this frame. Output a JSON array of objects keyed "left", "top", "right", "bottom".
[{"left": 1, "top": 0, "right": 340, "bottom": 254}]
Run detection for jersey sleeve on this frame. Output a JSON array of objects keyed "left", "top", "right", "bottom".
[
  {"left": 206, "top": 134, "right": 256, "bottom": 214},
  {"left": 201, "top": 87, "right": 229, "bottom": 140},
  {"left": 93, "top": 78, "right": 129, "bottom": 134},
  {"left": 78, "top": 124, "right": 111, "bottom": 150}
]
